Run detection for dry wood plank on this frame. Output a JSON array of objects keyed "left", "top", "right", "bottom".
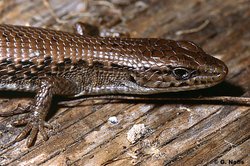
[{"left": 0, "top": 0, "right": 249, "bottom": 165}]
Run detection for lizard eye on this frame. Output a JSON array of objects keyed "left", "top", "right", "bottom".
[{"left": 172, "top": 67, "right": 191, "bottom": 80}]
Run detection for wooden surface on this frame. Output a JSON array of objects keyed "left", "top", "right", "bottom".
[{"left": 0, "top": 0, "right": 249, "bottom": 165}]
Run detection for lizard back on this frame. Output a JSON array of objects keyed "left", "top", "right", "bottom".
[{"left": 0, "top": 24, "right": 228, "bottom": 93}]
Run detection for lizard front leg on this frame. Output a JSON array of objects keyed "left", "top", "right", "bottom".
[{"left": 8, "top": 77, "right": 79, "bottom": 147}]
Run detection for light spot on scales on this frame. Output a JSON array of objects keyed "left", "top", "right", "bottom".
[
  {"left": 132, "top": 63, "right": 138, "bottom": 69},
  {"left": 56, "top": 45, "right": 60, "bottom": 55},
  {"left": 85, "top": 45, "right": 94, "bottom": 65},
  {"left": 130, "top": 58, "right": 140, "bottom": 69},
  {"left": 97, "top": 53, "right": 104, "bottom": 58},
  {"left": 75, "top": 47, "right": 80, "bottom": 61},
  {"left": 29, "top": 50, "right": 41, "bottom": 58},
  {"left": 80, "top": 47, "right": 85, "bottom": 60},
  {"left": 13, "top": 48, "right": 19, "bottom": 60},
  {"left": 13, "top": 36, "right": 17, "bottom": 43},
  {"left": 119, "top": 56, "right": 124, "bottom": 61},
  {"left": 6, "top": 48, "right": 11, "bottom": 58},
  {"left": 57, "top": 43, "right": 66, "bottom": 64},
  {"left": 5, "top": 42, "right": 11, "bottom": 48},
  {"left": 109, "top": 54, "right": 114, "bottom": 60},
  {"left": 139, "top": 60, "right": 153, "bottom": 69},
  {"left": 20, "top": 48, "right": 26, "bottom": 56},
  {"left": 41, "top": 39, "right": 46, "bottom": 50},
  {"left": 143, "top": 63, "right": 150, "bottom": 68},
  {"left": 136, "top": 62, "right": 143, "bottom": 68},
  {"left": 70, "top": 47, "right": 77, "bottom": 64},
  {"left": 104, "top": 54, "right": 110, "bottom": 59},
  {"left": 13, "top": 42, "right": 18, "bottom": 47}
]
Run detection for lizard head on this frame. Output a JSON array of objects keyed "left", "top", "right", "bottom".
[{"left": 129, "top": 39, "right": 228, "bottom": 92}]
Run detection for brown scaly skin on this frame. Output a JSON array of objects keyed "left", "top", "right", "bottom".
[{"left": 0, "top": 24, "right": 228, "bottom": 147}]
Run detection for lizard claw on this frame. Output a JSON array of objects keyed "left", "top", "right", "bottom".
[{"left": 13, "top": 113, "right": 50, "bottom": 147}]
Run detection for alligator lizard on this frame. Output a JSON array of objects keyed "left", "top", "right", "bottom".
[{"left": 0, "top": 24, "right": 228, "bottom": 147}]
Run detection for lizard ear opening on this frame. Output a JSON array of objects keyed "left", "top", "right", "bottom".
[{"left": 129, "top": 75, "right": 138, "bottom": 83}]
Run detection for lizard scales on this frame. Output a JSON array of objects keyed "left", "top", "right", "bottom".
[{"left": 0, "top": 24, "right": 228, "bottom": 147}]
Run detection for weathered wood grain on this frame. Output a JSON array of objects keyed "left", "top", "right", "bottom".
[{"left": 0, "top": 0, "right": 249, "bottom": 165}]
